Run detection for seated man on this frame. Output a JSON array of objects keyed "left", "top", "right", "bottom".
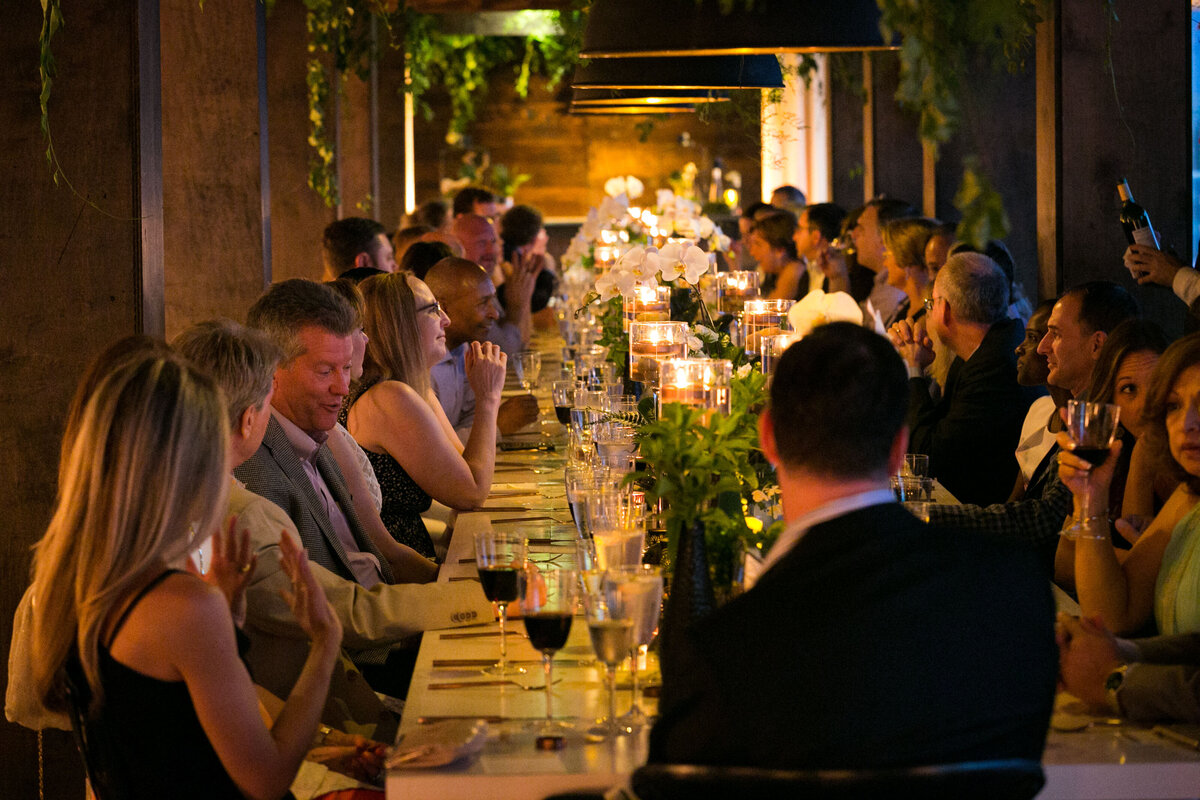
[
  {"left": 321, "top": 217, "right": 397, "bottom": 281},
  {"left": 425, "top": 257, "right": 539, "bottom": 442},
  {"left": 451, "top": 213, "right": 538, "bottom": 357},
  {"left": 650, "top": 322, "right": 1056, "bottom": 769},
  {"left": 889, "top": 252, "right": 1044, "bottom": 505},
  {"left": 232, "top": 281, "right": 495, "bottom": 699},
  {"left": 1059, "top": 614, "right": 1200, "bottom": 723}
]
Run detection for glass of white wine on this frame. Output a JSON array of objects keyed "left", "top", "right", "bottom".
[
  {"left": 586, "top": 585, "right": 635, "bottom": 740},
  {"left": 609, "top": 565, "right": 663, "bottom": 730}
]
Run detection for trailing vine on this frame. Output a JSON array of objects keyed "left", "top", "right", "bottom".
[{"left": 876, "top": 0, "right": 1046, "bottom": 246}]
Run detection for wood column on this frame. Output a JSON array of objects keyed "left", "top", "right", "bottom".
[{"left": 0, "top": 0, "right": 162, "bottom": 795}]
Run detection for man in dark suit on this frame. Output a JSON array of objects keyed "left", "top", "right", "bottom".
[
  {"left": 649, "top": 322, "right": 1057, "bottom": 770},
  {"left": 234, "top": 279, "right": 493, "bottom": 697},
  {"left": 888, "top": 252, "right": 1043, "bottom": 505}
]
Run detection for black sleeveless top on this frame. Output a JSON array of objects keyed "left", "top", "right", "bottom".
[
  {"left": 344, "top": 379, "right": 436, "bottom": 558},
  {"left": 68, "top": 570, "right": 281, "bottom": 799}
]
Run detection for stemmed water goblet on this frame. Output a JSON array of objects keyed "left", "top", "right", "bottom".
[
  {"left": 609, "top": 565, "right": 663, "bottom": 730},
  {"left": 516, "top": 350, "right": 542, "bottom": 393},
  {"left": 584, "top": 581, "right": 635, "bottom": 740},
  {"left": 521, "top": 566, "right": 579, "bottom": 733},
  {"left": 587, "top": 484, "right": 646, "bottom": 571},
  {"left": 474, "top": 529, "right": 527, "bottom": 676},
  {"left": 1062, "top": 400, "right": 1121, "bottom": 539}
]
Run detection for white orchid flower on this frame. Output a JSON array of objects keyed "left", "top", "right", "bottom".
[
  {"left": 603, "top": 176, "right": 625, "bottom": 198},
  {"left": 694, "top": 215, "right": 715, "bottom": 238},
  {"left": 599, "top": 194, "right": 629, "bottom": 223},
  {"left": 581, "top": 208, "right": 603, "bottom": 241},
  {"left": 788, "top": 290, "right": 864, "bottom": 337},
  {"left": 595, "top": 270, "right": 619, "bottom": 301},
  {"left": 656, "top": 188, "right": 675, "bottom": 210},
  {"left": 736, "top": 363, "right": 753, "bottom": 378},
  {"left": 712, "top": 230, "right": 732, "bottom": 252},
  {"left": 613, "top": 269, "right": 640, "bottom": 296},
  {"left": 681, "top": 244, "right": 710, "bottom": 283},
  {"left": 692, "top": 324, "right": 718, "bottom": 342},
  {"left": 686, "top": 333, "right": 704, "bottom": 353}
]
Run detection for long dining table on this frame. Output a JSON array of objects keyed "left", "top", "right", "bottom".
[{"left": 384, "top": 336, "right": 1200, "bottom": 800}]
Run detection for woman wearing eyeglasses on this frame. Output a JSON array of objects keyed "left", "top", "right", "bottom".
[{"left": 345, "top": 272, "right": 505, "bottom": 559}]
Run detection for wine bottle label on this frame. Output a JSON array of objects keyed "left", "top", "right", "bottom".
[{"left": 1132, "top": 227, "right": 1159, "bottom": 248}]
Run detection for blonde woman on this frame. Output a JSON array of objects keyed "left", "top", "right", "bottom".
[
  {"left": 882, "top": 216, "right": 938, "bottom": 327},
  {"left": 347, "top": 272, "right": 505, "bottom": 558},
  {"left": 30, "top": 353, "right": 341, "bottom": 800}
]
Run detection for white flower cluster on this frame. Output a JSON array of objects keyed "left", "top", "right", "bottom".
[
  {"left": 595, "top": 241, "right": 713, "bottom": 301},
  {"left": 786, "top": 290, "right": 864, "bottom": 337},
  {"left": 653, "top": 189, "right": 732, "bottom": 253}
]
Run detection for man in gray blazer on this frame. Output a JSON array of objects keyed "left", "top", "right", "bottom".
[{"left": 232, "top": 281, "right": 493, "bottom": 699}]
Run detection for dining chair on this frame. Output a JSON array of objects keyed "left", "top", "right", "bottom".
[
  {"left": 626, "top": 759, "right": 1045, "bottom": 800},
  {"left": 60, "top": 659, "right": 127, "bottom": 800}
]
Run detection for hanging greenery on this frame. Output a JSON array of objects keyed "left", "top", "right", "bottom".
[
  {"left": 876, "top": 0, "right": 1046, "bottom": 247},
  {"left": 402, "top": 6, "right": 585, "bottom": 147}
]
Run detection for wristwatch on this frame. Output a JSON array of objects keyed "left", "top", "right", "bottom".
[{"left": 1104, "top": 664, "right": 1129, "bottom": 716}]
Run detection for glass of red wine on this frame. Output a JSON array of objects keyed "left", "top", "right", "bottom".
[
  {"left": 474, "top": 530, "right": 528, "bottom": 676},
  {"left": 552, "top": 380, "right": 575, "bottom": 428},
  {"left": 1063, "top": 400, "right": 1121, "bottom": 539},
  {"left": 521, "top": 566, "right": 579, "bottom": 732}
]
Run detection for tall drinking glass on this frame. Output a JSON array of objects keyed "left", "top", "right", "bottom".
[
  {"left": 521, "top": 566, "right": 578, "bottom": 732},
  {"left": 1063, "top": 400, "right": 1121, "bottom": 539},
  {"left": 474, "top": 530, "right": 528, "bottom": 676},
  {"left": 586, "top": 587, "right": 635, "bottom": 739},
  {"left": 588, "top": 486, "right": 646, "bottom": 570},
  {"left": 609, "top": 565, "right": 663, "bottom": 729}
]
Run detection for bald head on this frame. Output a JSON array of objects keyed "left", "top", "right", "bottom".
[
  {"left": 425, "top": 257, "right": 499, "bottom": 348},
  {"left": 451, "top": 214, "right": 500, "bottom": 272}
]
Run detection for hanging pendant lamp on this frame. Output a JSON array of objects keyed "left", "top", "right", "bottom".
[
  {"left": 571, "top": 54, "right": 784, "bottom": 90},
  {"left": 568, "top": 103, "right": 697, "bottom": 116},
  {"left": 580, "top": 0, "right": 895, "bottom": 58},
  {"left": 572, "top": 88, "right": 730, "bottom": 106}
]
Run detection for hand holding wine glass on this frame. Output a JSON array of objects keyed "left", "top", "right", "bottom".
[{"left": 1060, "top": 401, "right": 1121, "bottom": 539}]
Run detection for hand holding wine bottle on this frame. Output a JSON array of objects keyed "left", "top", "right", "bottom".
[{"left": 1124, "top": 244, "right": 1185, "bottom": 289}]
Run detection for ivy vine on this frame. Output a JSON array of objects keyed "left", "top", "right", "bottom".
[{"left": 876, "top": 0, "right": 1046, "bottom": 246}]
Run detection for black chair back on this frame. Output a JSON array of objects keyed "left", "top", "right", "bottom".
[
  {"left": 630, "top": 760, "right": 1045, "bottom": 800},
  {"left": 61, "top": 658, "right": 129, "bottom": 800}
]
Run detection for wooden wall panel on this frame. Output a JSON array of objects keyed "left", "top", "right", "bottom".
[
  {"left": 413, "top": 78, "right": 761, "bottom": 220},
  {"left": 0, "top": 0, "right": 155, "bottom": 795},
  {"left": 161, "top": 0, "right": 266, "bottom": 337}
]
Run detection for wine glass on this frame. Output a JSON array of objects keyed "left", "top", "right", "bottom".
[
  {"left": 609, "top": 565, "right": 663, "bottom": 730},
  {"left": 1062, "top": 400, "right": 1121, "bottom": 539},
  {"left": 585, "top": 584, "right": 635, "bottom": 739},
  {"left": 474, "top": 530, "right": 527, "bottom": 676},
  {"left": 552, "top": 380, "right": 575, "bottom": 427},
  {"left": 588, "top": 485, "right": 646, "bottom": 570},
  {"left": 521, "top": 566, "right": 578, "bottom": 732},
  {"left": 516, "top": 351, "right": 542, "bottom": 393}
]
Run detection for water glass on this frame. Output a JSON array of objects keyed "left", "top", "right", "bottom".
[
  {"left": 608, "top": 565, "right": 663, "bottom": 729},
  {"left": 516, "top": 351, "right": 542, "bottom": 392}
]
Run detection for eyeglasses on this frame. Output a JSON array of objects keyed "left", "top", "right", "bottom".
[
  {"left": 923, "top": 297, "right": 936, "bottom": 312},
  {"left": 415, "top": 300, "right": 444, "bottom": 317}
]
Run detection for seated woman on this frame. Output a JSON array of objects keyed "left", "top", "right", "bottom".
[
  {"left": 346, "top": 272, "right": 505, "bottom": 559},
  {"left": 747, "top": 210, "right": 806, "bottom": 301},
  {"left": 1058, "top": 331, "right": 1200, "bottom": 636},
  {"left": 1055, "top": 319, "right": 1168, "bottom": 587},
  {"left": 326, "top": 279, "right": 437, "bottom": 583},
  {"left": 881, "top": 217, "right": 937, "bottom": 326},
  {"left": 29, "top": 352, "right": 341, "bottom": 800}
]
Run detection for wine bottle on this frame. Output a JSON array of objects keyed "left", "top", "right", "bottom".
[{"left": 1117, "top": 178, "right": 1161, "bottom": 249}]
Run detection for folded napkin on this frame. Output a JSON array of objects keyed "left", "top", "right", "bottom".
[{"left": 386, "top": 719, "right": 489, "bottom": 770}]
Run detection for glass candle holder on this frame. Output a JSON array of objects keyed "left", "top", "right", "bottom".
[
  {"left": 628, "top": 321, "right": 688, "bottom": 385},
  {"left": 741, "top": 298, "right": 794, "bottom": 349},
  {"left": 623, "top": 284, "right": 672, "bottom": 331},
  {"left": 716, "top": 271, "right": 760, "bottom": 315},
  {"left": 658, "top": 358, "right": 732, "bottom": 415},
  {"left": 760, "top": 333, "right": 798, "bottom": 384}
]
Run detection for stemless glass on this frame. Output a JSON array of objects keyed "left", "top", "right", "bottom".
[
  {"left": 586, "top": 587, "right": 635, "bottom": 739},
  {"left": 516, "top": 351, "right": 542, "bottom": 393},
  {"left": 521, "top": 566, "right": 578, "bottom": 732},
  {"left": 474, "top": 530, "right": 528, "bottom": 676},
  {"left": 609, "top": 565, "right": 663, "bottom": 730},
  {"left": 1063, "top": 400, "right": 1121, "bottom": 539}
]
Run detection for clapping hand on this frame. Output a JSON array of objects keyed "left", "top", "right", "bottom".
[
  {"left": 465, "top": 340, "right": 507, "bottom": 405},
  {"left": 190, "top": 516, "right": 256, "bottom": 627},
  {"left": 278, "top": 533, "right": 341, "bottom": 649},
  {"left": 887, "top": 317, "right": 934, "bottom": 372},
  {"left": 307, "top": 732, "right": 388, "bottom": 784}
]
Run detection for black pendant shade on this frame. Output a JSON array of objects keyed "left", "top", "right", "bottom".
[
  {"left": 571, "top": 54, "right": 784, "bottom": 90},
  {"left": 580, "top": 0, "right": 895, "bottom": 58}
]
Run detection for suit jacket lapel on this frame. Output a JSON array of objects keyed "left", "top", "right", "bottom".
[{"left": 260, "top": 418, "right": 358, "bottom": 579}]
